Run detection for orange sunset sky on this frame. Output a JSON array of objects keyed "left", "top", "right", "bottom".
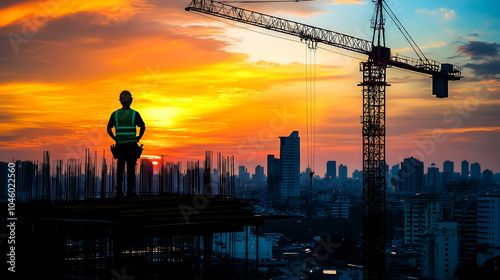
[{"left": 1, "top": 0, "right": 499, "bottom": 176}]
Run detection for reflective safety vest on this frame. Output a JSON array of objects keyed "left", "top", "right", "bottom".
[{"left": 114, "top": 109, "right": 137, "bottom": 144}]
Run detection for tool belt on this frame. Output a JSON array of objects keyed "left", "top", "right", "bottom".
[
  {"left": 136, "top": 143, "right": 144, "bottom": 159},
  {"left": 110, "top": 142, "right": 144, "bottom": 160},
  {"left": 110, "top": 144, "right": 119, "bottom": 159}
]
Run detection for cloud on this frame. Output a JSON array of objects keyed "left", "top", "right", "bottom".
[
  {"left": 0, "top": 11, "right": 231, "bottom": 83},
  {"left": 454, "top": 40, "right": 500, "bottom": 76},
  {"left": 440, "top": 8, "right": 455, "bottom": 19},
  {"left": 193, "top": 0, "right": 327, "bottom": 18},
  {"left": 416, "top": 8, "right": 455, "bottom": 19},
  {"left": 330, "top": 0, "right": 364, "bottom": 4},
  {"left": 464, "top": 59, "right": 500, "bottom": 76},
  {"left": 0, "top": 0, "right": 147, "bottom": 28},
  {"left": 457, "top": 41, "right": 500, "bottom": 59},
  {"left": 389, "top": 103, "right": 500, "bottom": 136}
]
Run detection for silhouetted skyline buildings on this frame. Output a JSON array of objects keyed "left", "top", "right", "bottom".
[
  {"left": 265, "top": 131, "right": 301, "bottom": 205},
  {"left": 279, "top": 131, "right": 300, "bottom": 202},
  {"left": 326, "top": 160, "right": 336, "bottom": 180},
  {"left": 267, "top": 154, "right": 281, "bottom": 197},
  {"left": 2, "top": 149, "right": 498, "bottom": 203},
  {"left": 1, "top": 143, "right": 499, "bottom": 280},
  {"left": 398, "top": 157, "right": 424, "bottom": 194}
]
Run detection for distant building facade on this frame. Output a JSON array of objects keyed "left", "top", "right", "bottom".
[
  {"left": 267, "top": 155, "right": 281, "bottom": 197},
  {"left": 252, "top": 165, "right": 265, "bottom": 185},
  {"left": 398, "top": 157, "right": 424, "bottom": 194},
  {"left": 279, "top": 131, "right": 300, "bottom": 202},
  {"left": 483, "top": 169, "right": 493, "bottom": 185},
  {"left": 443, "top": 160, "right": 454, "bottom": 174},
  {"left": 476, "top": 196, "right": 500, "bottom": 265},
  {"left": 421, "top": 222, "right": 458, "bottom": 280},
  {"left": 326, "top": 161, "right": 336, "bottom": 180},
  {"left": 352, "top": 169, "right": 362, "bottom": 180},
  {"left": 454, "top": 198, "right": 477, "bottom": 265},
  {"left": 404, "top": 195, "right": 440, "bottom": 244},
  {"left": 470, "top": 162, "right": 481, "bottom": 181},
  {"left": 427, "top": 163, "right": 440, "bottom": 193},
  {"left": 443, "top": 160, "right": 454, "bottom": 184},
  {"left": 461, "top": 160, "right": 469, "bottom": 180},
  {"left": 390, "top": 164, "right": 399, "bottom": 180},
  {"left": 339, "top": 164, "right": 348, "bottom": 180},
  {"left": 238, "top": 166, "right": 250, "bottom": 185},
  {"left": 332, "top": 195, "right": 350, "bottom": 219}
]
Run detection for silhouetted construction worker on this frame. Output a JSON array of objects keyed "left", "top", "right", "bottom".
[{"left": 107, "top": 90, "right": 146, "bottom": 198}]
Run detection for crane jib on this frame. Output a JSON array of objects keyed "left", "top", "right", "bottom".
[
  {"left": 186, "top": 0, "right": 462, "bottom": 98},
  {"left": 186, "top": 0, "right": 373, "bottom": 55}
]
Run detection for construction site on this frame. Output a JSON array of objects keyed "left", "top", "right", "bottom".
[
  {"left": 1, "top": 149, "right": 273, "bottom": 279},
  {"left": 0, "top": 0, "right": 468, "bottom": 279}
]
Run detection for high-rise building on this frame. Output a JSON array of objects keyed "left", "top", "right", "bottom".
[
  {"left": 454, "top": 198, "right": 477, "bottom": 266},
  {"left": 332, "top": 195, "right": 350, "bottom": 219},
  {"left": 477, "top": 196, "right": 500, "bottom": 247},
  {"left": 443, "top": 160, "right": 454, "bottom": 184},
  {"left": 404, "top": 195, "right": 440, "bottom": 244},
  {"left": 238, "top": 166, "right": 245, "bottom": 178},
  {"left": 352, "top": 169, "right": 362, "bottom": 180},
  {"left": 390, "top": 164, "right": 399, "bottom": 180},
  {"left": 339, "top": 164, "right": 348, "bottom": 180},
  {"left": 238, "top": 166, "right": 250, "bottom": 185},
  {"left": 427, "top": 163, "right": 440, "bottom": 193},
  {"left": 461, "top": 160, "right": 469, "bottom": 180},
  {"left": 476, "top": 196, "right": 500, "bottom": 266},
  {"left": 470, "top": 163, "right": 481, "bottom": 180},
  {"left": 252, "top": 165, "right": 265, "bottom": 185},
  {"left": 326, "top": 161, "right": 336, "bottom": 180},
  {"left": 483, "top": 169, "right": 493, "bottom": 185},
  {"left": 398, "top": 157, "right": 424, "bottom": 193},
  {"left": 267, "top": 155, "right": 281, "bottom": 197},
  {"left": 421, "top": 222, "right": 458, "bottom": 280},
  {"left": 279, "top": 131, "right": 300, "bottom": 202},
  {"left": 443, "top": 160, "right": 454, "bottom": 174}
]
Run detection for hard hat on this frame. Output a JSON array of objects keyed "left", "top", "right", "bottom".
[{"left": 119, "top": 90, "right": 132, "bottom": 101}]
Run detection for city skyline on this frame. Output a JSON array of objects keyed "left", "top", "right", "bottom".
[
  {"left": 3, "top": 146, "right": 497, "bottom": 182},
  {"left": 1, "top": 1, "right": 499, "bottom": 279},
  {"left": 1, "top": 0, "right": 499, "bottom": 179}
]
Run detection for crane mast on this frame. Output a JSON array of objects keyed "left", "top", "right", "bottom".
[
  {"left": 362, "top": 1, "right": 386, "bottom": 278},
  {"left": 185, "top": 1, "right": 462, "bottom": 279}
]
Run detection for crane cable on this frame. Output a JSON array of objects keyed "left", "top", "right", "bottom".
[
  {"left": 304, "top": 39, "right": 317, "bottom": 196},
  {"left": 312, "top": 42, "right": 316, "bottom": 175},
  {"left": 382, "top": 0, "right": 430, "bottom": 65}
]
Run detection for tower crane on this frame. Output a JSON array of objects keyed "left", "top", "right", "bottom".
[{"left": 185, "top": 0, "right": 462, "bottom": 279}]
